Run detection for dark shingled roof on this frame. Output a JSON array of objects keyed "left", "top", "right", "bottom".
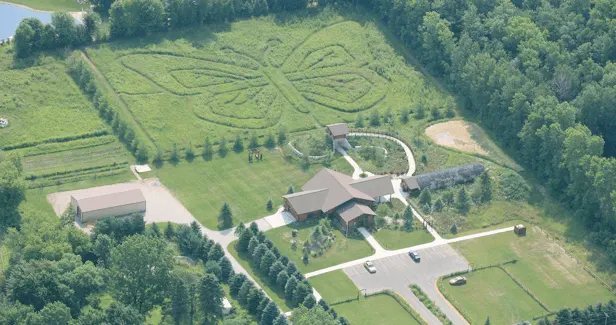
[
  {"left": 72, "top": 189, "right": 145, "bottom": 213},
  {"left": 337, "top": 201, "right": 375, "bottom": 223},
  {"left": 326, "top": 123, "right": 349, "bottom": 137}
]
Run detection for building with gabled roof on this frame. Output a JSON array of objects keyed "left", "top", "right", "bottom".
[
  {"left": 400, "top": 163, "right": 485, "bottom": 192},
  {"left": 71, "top": 189, "right": 146, "bottom": 223},
  {"left": 282, "top": 168, "right": 394, "bottom": 229}
]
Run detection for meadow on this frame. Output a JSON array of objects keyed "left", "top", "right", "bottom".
[
  {"left": 310, "top": 270, "right": 423, "bottom": 325},
  {"left": 84, "top": 7, "right": 454, "bottom": 153},
  {"left": 440, "top": 228, "right": 614, "bottom": 324}
]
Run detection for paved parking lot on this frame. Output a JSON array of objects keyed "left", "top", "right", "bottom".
[{"left": 344, "top": 244, "right": 470, "bottom": 325}]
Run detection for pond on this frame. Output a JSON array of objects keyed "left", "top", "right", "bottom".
[{"left": 0, "top": 3, "right": 52, "bottom": 40}]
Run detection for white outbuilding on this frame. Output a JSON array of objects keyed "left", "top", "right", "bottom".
[{"left": 71, "top": 189, "right": 146, "bottom": 223}]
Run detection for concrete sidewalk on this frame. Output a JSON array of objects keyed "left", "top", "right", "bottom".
[{"left": 358, "top": 227, "right": 386, "bottom": 254}]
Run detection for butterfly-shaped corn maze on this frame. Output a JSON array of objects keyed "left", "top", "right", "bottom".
[{"left": 118, "top": 21, "right": 389, "bottom": 130}]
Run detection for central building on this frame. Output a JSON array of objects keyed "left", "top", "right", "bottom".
[{"left": 282, "top": 168, "right": 394, "bottom": 229}]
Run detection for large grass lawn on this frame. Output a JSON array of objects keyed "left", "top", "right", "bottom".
[
  {"left": 439, "top": 267, "right": 547, "bottom": 324},
  {"left": 154, "top": 150, "right": 351, "bottom": 229},
  {"left": 4, "top": 0, "right": 84, "bottom": 11},
  {"left": 85, "top": 8, "right": 454, "bottom": 153},
  {"left": 264, "top": 218, "right": 374, "bottom": 273},
  {"left": 372, "top": 228, "right": 434, "bottom": 250},
  {"left": 450, "top": 228, "right": 614, "bottom": 312},
  {"left": 310, "top": 271, "right": 422, "bottom": 325}
]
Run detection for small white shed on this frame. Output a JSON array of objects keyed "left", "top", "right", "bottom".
[{"left": 71, "top": 189, "right": 146, "bottom": 223}]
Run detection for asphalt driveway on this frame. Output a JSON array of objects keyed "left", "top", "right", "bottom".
[{"left": 344, "top": 244, "right": 470, "bottom": 325}]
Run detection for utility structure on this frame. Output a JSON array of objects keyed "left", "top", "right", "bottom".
[
  {"left": 326, "top": 123, "right": 352, "bottom": 150},
  {"left": 70, "top": 189, "right": 146, "bottom": 223}
]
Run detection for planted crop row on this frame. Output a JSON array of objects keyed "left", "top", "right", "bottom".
[
  {"left": 25, "top": 161, "right": 129, "bottom": 181},
  {"left": 22, "top": 143, "right": 128, "bottom": 173},
  {"left": 13, "top": 135, "right": 118, "bottom": 157},
  {"left": 2, "top": 130, "right": 109, "bottom": 151},
  {"left": 26, "top": 169, "right": 128, "bottom": 189}
]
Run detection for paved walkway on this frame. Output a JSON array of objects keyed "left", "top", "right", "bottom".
[
  {"left": 336, "top": 145, "right": 364, "bottom": 179},
  {"left": 358, "top": 227, "right": 386, "bottom": 254}
]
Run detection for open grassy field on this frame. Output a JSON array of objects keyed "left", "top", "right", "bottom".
[
  {"left": 0, "top": 47, "right": 134, "bottom": 188},
  {"left": 347, "top": 136, "right": 409, "bottom": 175},
  {"left": 3, "top": 0, "right": 83, "bottom": 11},
  {"left": 84, "top": 7, "right": 454, "bottom": 153},
  {"left": 310, "top": 271, "right": 422, "bottom": 325},
  {"left": 440, "top": 228, "right": 614, "bottom": 323},
  {"left": 439, "top": 267, "right": 547, "bottom": 324},
  {"left": 372, "top": 227, "right": 434, "bottom": 250},
  {"left": 264, "top": 218, "right": 374, "bottom": 273},
  {"left": 153, "top": 150, "right": 351, "bottom": 229}
]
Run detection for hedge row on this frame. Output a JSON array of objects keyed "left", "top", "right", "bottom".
[{"left": 3, "top": 130, "right": 109, "bottom": 151}]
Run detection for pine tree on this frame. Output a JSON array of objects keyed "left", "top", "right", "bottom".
[
  {"left": 153, "top": 148, "right": 163, "bottom": 165},
  {"left": 266, "top": 198, "right": 273, "bottom": 211},
  {"left": 400, "top": 108, "right": 409, "bottom": 124},
  {"left": 247, "top": 287, "right": 265, "bottom": 314},
  {"left": 443, "top": 191, "right": 455, "bottom": 205},
  {"left": 238, "top": 281, "right": 255, "bottom": 305},
  {"left": 479, "top": 171, "right": 493, "bottom": 203},
  {"left": 484, "top": 317, "right": 491, "bottom": 325},
  {"left": 199, "top": 274, "right": 224, "bottom": 321},
  {"left": 356, "top": 113, "right": 364, "bottom": 128},
  {"left": 149, "top": 222, "right": 161, "bottom": 237},
  {"left": 185, "top": 141, "right": 195, "bottom": 160},
  {"left": 415, "top": 103, "right": 426, "bottom": 119},
  {"left": 265, "top": 132, "right": 276, "bottom": 149},
  {"left": 203, "top": 136, "right": 213, "bottom": 160},
  {"left": 450, "top": 223, "right": 457, "bottom": 235},
  {"left": 446, "top": 106, "right": 455, "bottom": 118},
  {"left": 233, "top": 134, "right": 245, "bottom": 153},
  {"left": 260, "top": 251, "right": 277, "bottom": 275},
  {"left": 370, "top": 109, "right": 380, "bottom": 127},
  {"left": 190, "top": 220, "right": 201, "bottom": 233},
  {"left": 249, "top": 133, "right": 259, "bottom": 149},
  {"left": 287, "top": 184, "right": 295, "bottom": 194},
  {"left": 252, "top": 244, "right": 269, "bottom": 266},
  {"left": 235, "top": 222, "right": 246, "bottom": 237},
  {"left": 208, "top": 243, "right": 225, "bottom": 262},
  {"left": 284, "top": 276, "right": 298, "bottom": 301},
  {"left": 277, "top": 128, "right": 287, "bottom": 145},
  {"left": 285, "top": 262, "right": 298, "bottom": 276},
  {"left": 205, "top": 260, "right": 222, "bottom": 280},
  {"left": 318, "top": 299, "right": 330, "bottom": 311},
  {"left": 456, "top": 187, "right": 471, "bottom": 214},
  {"left": 276, "top": 271, "right": 289, "bottom": 288},
  {"left": 293, "top": 282, "right": 311, "bottom": 306},
  {"left": 273, "top": 314, "right": 288, "bottom": 325},
  {"left": 249, "top": 222, "right": 260, "bottom": 234},
  {"left": 433, "top": 198, "right": 443, "bottom": 212},
  {"left": 302, "top": 294, "right": 316, "bottom": 308},
  {"left": 170, "top": 142, "right": 179, "bottom": 162},
  {"left": 338, "top": 316, "right": 350, "bottom": 325},
  {"left": 218, "top": 203, "right": 233, "bottom": 229},
  {"left": 169, "top": 277, "right": 189, "bottom": 325},
  {"left": 260, "top": 301, "right": 280, "bottom": 325},
  {"left": 268, "top": 261, "right": 285, "bottom": 283},
  {"left": 230, "top": 273, "right": 248, "bottom": 297},
  {"left": 219, "top": 256, "right": 233, "bottom": 283},
  {"left": 164, "top": 222, "right": 174, "bottom": 239},
  {"left": 248, "top": 236, "right": 261, "bottom": 255},
  {"left": 237, "top": 228, "right": 254, "bottom": 253},
  {"left": 218, "top": 137, "right": 228, "bottom": 157},
  {"left": 418, "top": 189, "right": 432, "bottom": 210}
]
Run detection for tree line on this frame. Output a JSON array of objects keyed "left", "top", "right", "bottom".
[
  {"left": 536, "top": 300, "right": 616, "bottom": 325},
  {"left": 345, "top": 0, "right": 616, "bottom": 266},
  {"left": 13, "top": 12, "right": 102, "bottom": 58}
]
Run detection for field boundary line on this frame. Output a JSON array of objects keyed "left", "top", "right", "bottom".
[{"left": 80, "top": 50, "right": 157, "bottom": 152}]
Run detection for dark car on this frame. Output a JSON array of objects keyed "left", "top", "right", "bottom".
[{"left": 409, "top": 251, "right": 420, "bottom": 262}]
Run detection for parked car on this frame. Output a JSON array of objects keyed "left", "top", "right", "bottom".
[
  {"left": 364, "top": 261, "right": 377, "bottom": 273},
  {"left": 449, "top": 276, "right": 467, "bottom": 285},
  {"left": 409, "top": 251, "right": 420, "bottom": 262}
]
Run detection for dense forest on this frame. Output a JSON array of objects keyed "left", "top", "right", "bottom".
[{"left": 355, "top": 0, "right": 616, "bottom": 263}]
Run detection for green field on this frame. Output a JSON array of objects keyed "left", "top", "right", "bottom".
[
  {"left": 154, "top": 150, "right": 351, "bottom": 229},
  {"left": 347, "top": 136, "right": 409, "bottom": 175},
  {"left": 372, "top": 227, "right": 434, "bottom": 250},
  {"left": 264, "top": 218, "right": 374, "bottom": 273},
  {"left": 310, "top": 271, "right": 422, "bottom": 325},
  {"left": 441, "top": 228, "right": 615, "bottom": 323},
  {"left": 439, "top": 267, "right": 546, "bottom": 324},
  {"left": 3, "top": 0, "right": 83, "bottom": 11},
  {"left": 0, "top": 47, "right": 133, "bottom": 188},
  {"left": 84, "top": 8, "right": 453, "bottom": 153}
]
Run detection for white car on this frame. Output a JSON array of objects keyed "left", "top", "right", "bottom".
[{"left": 364, "top": 261, "right": 377, "bottom": 273}]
